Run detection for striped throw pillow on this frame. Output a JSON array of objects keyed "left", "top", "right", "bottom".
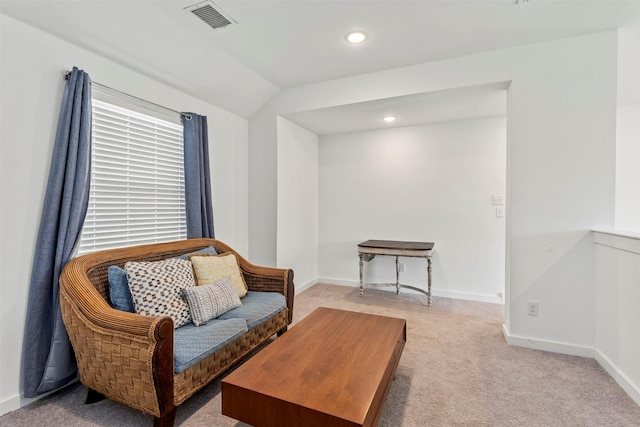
[{"left": 182, "top": 277, "right": 242, "bottom": 326}]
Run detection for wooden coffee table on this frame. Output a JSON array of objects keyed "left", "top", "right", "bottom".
[{"left": 222, "top": 307, "right": 407, "bottom": 427}]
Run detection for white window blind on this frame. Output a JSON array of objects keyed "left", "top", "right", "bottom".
[{"left": 77, "top": 98, "right": 186, "bottom": 254}]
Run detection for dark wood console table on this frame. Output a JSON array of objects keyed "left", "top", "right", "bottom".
[{"left": 358, "top": 240, "right": 435, "bottom": 306}]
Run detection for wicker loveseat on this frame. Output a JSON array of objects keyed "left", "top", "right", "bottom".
[{"left": 59, "top": 238, "right": 294, "bottom": 427}]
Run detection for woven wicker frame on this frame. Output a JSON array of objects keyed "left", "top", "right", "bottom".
[{"left": 59, "top": 238, "right": 294, "bottom": 426}]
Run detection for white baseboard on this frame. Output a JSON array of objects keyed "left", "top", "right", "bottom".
[
  {"left": 0, "top": 383, "right": 71, "bottom": 416},
  {"left": 594, "top": 350, "right": 640, "bottom": 406},
  {"left": 502, "top": 325, "right": 640, "bottom": 406},
  {"left": 501, "top": 324, "right": 595, "bottom": 358},
  {"left": 432, "top": 289, "right": 502, "bottom": 304},
  {"left": 1, "top": 393, "right": 25, "bottom": 417},
  {"left": 316, "top": 277, "right": 503, "bottom": 304},
  {"left": 316, "top": 277, "right": 359, "bottom": 288},
  {"left": 294, "top": 278, "right": 319, "bottom": 295}
]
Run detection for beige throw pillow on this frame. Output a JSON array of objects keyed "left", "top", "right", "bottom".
[{"left": 190, "top": 252, "right": 248, "bottom": 298}]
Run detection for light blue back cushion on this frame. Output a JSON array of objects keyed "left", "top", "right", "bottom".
[
  {"left": 106, "top": 246, "right": 218, "bottom": 313},
  {"left": 177, "top": 246, "right": 217, "bottom": 260},
  {"left": 108, "top": 265, "right": 134, "bottom": 312},
  {"left": 173, "top": 318, "right": 247, "bottom": 373},
  {"left": 217, "top": 291, "right": 286, "bottom": 330}
]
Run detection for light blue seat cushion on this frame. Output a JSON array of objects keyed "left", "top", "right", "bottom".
[
  {"left": 173, "top": 318, "right": 247, "bottom": 373},
  {"left": 217, "top": 291, "right": 286, "bottom": 330}
]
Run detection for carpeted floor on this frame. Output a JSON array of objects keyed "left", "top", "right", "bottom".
[{"left": 2, "top": 283, "right": 639, "bottom": 426}]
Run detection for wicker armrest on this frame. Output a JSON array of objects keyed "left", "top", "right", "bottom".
[
  {"left": 210, "top": 240, "right": 295, "bottom": 324},
  {"left": 59, "top": 255, "right": 173, "bottom": 418},
  {"left": 241, "top": 263, "right": 291, "bottom": 294},
  {"left": 242, "top": 265, "right": 295, "bottom": 325},
  {"left": 60, "top": 253, "right": 171, "bottom": 335}
]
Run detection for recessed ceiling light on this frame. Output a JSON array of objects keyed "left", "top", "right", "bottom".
[
  {"left": 382, "top": 116, "right": 396, "bottom": 123},
  {"left": 346, "top": 31, "right": 366, "bottom": 44}
]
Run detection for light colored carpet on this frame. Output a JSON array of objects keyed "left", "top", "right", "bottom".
[{"left": 2, "top": 283, "right": 639, "bottom": 426}]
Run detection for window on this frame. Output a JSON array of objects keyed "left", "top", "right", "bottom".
[{"left": 77, "top": 92, "right": 186, "bottom": 254}]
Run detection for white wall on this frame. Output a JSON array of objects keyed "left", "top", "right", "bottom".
[
  {"left": 318, "top": 117, "right": 506, "bottom": 303},
  {"left": 593, "top": 231, "right": 640, "bottom": 405},
  {"left": 615, "top": 24, "right": 640, "bottom": 232},
  {"left": 276, "top": 117, "right": 319, "bottom": 288},
  {"left": 0, "top": 14, "right": 249, "bottom": 414},
  {"left": 250, "top": 31, "right": 618, "bottom": 354},
  {"left": 593, "top": 24, "right": 640, "bottom": 406},
  {"left": 249, "top": 105, "right": 279, "bottom": 266}
]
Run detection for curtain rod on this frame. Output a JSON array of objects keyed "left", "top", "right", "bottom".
[{"left": 64, "top": 71, "right": 192, "bottom": 120}]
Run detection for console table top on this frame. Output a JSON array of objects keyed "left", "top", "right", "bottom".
[{"left": 358, "top": 240, "right": 434, "bottom": 251}]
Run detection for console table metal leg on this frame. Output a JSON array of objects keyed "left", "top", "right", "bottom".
[
  {"left": 395, "top": 256, "right": 400, "bottom": 294},
  {"left": 359, "top": 253, "right": 364, "bottom": 297},
  {"left": 427, "top": 256, "right": 432, "bottom": 306}
]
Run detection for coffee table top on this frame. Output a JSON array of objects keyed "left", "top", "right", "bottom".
[{"left": 222, "top": 307, "right": 406, "bottom": 426}]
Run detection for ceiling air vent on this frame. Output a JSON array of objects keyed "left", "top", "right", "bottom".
[{"left": 185, "top": 1, "right": 236, "bottom": 30}]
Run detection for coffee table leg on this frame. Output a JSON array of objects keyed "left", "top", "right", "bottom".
[
  {"left": 359, "top": 253, "right": 364, "bottom": 297},
  {"left": 427, "top": 256, "right": 432, "bottom": 306}
]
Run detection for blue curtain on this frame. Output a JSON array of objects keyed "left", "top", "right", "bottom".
[
  {"left": 182, "top": 113, "right": 215, "bottom": 238},
  {"left": 23, "top": 67, "right": 92, "bottom": 397}
]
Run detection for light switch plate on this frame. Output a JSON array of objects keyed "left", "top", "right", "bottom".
[{"left": 492, "top": 194, "right": 505, "bottom": 205}]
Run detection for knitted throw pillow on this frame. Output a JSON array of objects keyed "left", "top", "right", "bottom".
[
  {"left": 182, "top": 277, "right": 242, "bottom": 326},
  {"left": 125, "top": 258, "right": 195, "bottom": 328}
]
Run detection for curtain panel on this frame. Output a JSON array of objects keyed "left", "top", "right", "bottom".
[
  {"left": 182, "top": 113, "right": 215, "bottom": 238},
  {"left": 22, "top": 67, "right": 92, "bottom": 397}
]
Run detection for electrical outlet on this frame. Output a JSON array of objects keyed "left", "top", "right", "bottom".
[
  {"left": 492, "top": 194, "right": 505, "bottom": 205},
  {"left": 398, "top": 263, "right": 407, "bottom": 273},
  {"left": 527, "top": 301, "right": 539, "bottom": 316}
]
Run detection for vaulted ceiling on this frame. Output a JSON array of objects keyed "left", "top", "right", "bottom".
[{"left": 2, "top": 0, "right": 639, "bottom": 119}]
